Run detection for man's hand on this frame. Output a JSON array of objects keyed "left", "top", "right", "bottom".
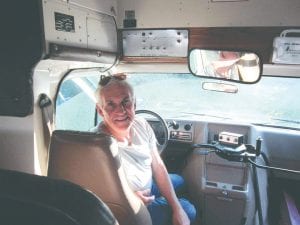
[
  {"left": 135, "top": 189, "right": 155, "bottom": 205},
  {"left": 172, "top": 206, "right": 190, "bottom": 225}
]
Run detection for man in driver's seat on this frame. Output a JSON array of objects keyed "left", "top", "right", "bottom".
[{"left": 94, "top": 73, "right": 196, "bottom": 225}]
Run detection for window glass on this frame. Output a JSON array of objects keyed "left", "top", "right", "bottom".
[{"left": 55, "top": 73, "right": 99, "bottom": 131}]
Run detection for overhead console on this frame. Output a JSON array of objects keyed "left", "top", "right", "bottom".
[
  {"left": 41, "top": 0, "right": 118, "bottom": 65},
  {"left": 121, "top": 29, "right": 189, "bottom": 60}
]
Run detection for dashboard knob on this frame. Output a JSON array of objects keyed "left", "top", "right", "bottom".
[
  {"left": 169, "top": 121, "right": 179, "bottom": 130},
  {"left": 184, "top": 124, "right": 192, "bottom": 131},
  {"left": 173, "top": 123, "right": 179, "bottom": 130}
]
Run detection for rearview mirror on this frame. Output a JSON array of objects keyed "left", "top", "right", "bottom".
[{"left": 188, "top": 49, "right": 262, "bottom": 83}]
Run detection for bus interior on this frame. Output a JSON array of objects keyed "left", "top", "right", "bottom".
[{"left": 0, "top": 0, "right": 300, "bottom": 225}]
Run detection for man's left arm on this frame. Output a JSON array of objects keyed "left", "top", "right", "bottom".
[{"left": 151, "top": 148, "right": 190, "bottom": 225}]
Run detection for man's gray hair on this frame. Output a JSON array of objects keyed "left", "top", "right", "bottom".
[{"left": 95, "top": 75, "right": 134, "bottom": 106}]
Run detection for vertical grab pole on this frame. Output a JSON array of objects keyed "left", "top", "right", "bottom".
[
  {"left": 252, "top": 162, "right": 263, "bottom": 225},
  {"left": 252, "top": 137, "right": 263, "bottom": 225}
]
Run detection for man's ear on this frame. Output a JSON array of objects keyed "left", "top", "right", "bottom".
[
  {"left": 134, "top": 98, "right": 136, "bottom": 110},
  {"left": 96, "top": 103, "right": 104, "bottom": 117}
]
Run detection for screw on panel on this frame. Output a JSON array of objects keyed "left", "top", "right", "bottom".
[
  {"left": 97, "top": 51, "right": 102, "bottom": 57},
  {"left": 53, "top": 45, "right": 59, "bottom": 51}
]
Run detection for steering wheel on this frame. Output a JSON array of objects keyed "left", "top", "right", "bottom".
[{"left": 135, "top": 110, "right": 169, "bottom": 154}]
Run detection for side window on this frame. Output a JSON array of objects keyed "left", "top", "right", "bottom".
[
  {"left": 55, "top": 71, "right": 100, "bottom": 131},
  {"left": 56, "top": 80, "right": 83, "bottom": 106}
]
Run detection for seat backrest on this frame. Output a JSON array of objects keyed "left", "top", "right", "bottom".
[
  {"left": 0, "top": 168, "right": 118, "bottom": 225},
  {"left": 48, "top": 130, "right": 152, "bottom": 225},
  {"left": 0, "top": 195, "right": 80, "bottom": 225}
]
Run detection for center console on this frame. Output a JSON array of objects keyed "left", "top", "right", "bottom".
[{"left": 183, "top": 131, "right": 256, "bottom": 225}]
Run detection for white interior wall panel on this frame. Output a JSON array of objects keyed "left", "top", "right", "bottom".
[{"left": 116, "top": 0, "right": 300, "bottom": 28}]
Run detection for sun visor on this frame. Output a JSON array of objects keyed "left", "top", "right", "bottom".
[{"left": 41, "top": 0, "right": 118, "bottom": 66}]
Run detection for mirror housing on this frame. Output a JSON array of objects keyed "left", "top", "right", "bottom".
[{"left": 188, "top": 49, "right": 262, "bottom": 83}]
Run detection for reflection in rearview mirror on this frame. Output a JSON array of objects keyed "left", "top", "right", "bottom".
[{"left": 189, "top": 49, "right": 261, "bottom": 83}]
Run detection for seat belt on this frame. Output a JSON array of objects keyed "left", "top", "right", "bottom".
[{"left": 38, "top": 94, "right": 54, "bottom": 144}]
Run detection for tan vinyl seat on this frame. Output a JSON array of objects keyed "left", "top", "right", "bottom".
[{"left": 48, "top": 130, "right": 152, "bottom": 225}]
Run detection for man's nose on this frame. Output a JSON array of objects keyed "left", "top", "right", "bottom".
[{"left": 115, "top": 103, "right": 126, "bottom": 113}]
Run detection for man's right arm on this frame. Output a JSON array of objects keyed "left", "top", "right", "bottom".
[
  {"left": 150, "top": 148, "right": 190, "bottom": 225},
  {"left": 135, "top": 189, "right": 155, "bottom": 205}
]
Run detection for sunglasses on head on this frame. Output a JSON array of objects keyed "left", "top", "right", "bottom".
[{"left": 99, "top": 74, "right": 127, "bottom": 86}]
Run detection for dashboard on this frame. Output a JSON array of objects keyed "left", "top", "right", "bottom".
[
  {"left": 147, "top": 117, "right": 300, "bottom": 180},
  {"left": 146, "top": 117, "right": 300, "bottom": 225}
]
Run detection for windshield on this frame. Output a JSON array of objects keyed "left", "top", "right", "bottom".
[
  {"left": 129, "top": 73, "right": 300, "bottom": 128},
  {"left": 55, "top": 72, "right": 300, "bottom": 131}
]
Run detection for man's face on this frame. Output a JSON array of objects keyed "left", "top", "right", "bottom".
[{"left": 97, "top": 82, "right": 135, "bottom": 135}]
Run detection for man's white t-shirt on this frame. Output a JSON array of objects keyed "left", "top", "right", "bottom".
[{"left": 96, "top": 116, "right": 157, "bottom": 191}]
